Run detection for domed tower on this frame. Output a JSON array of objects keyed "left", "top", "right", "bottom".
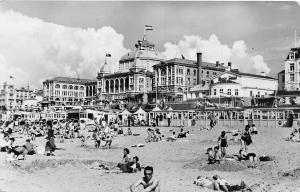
[
  {"left": 118, "top": 33, "right": 165, "bottom": 73},
  {"left": 97, "top": 61, "right": 111, "bottom": 97}
]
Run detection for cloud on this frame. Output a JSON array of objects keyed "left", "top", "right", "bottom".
[
  {"left": 0, "top": 10, "right": 129, "bottom": 88},
  {"left": 162, "top": 34, "right": 271, "bottom": 75}
]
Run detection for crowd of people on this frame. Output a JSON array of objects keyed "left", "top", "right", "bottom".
[{"left": 1, "top": 111, "right": 298, "bottom": 192}]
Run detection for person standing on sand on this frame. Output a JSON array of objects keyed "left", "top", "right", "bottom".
[
  {"left": 218, "top": 131, "right": 228, "bottom": 159},
  {"left": 130, "top": 166, "right": 160, "bottom": 192},
  {"left": 241, "top": 125, "right": 252, "bottom": 152},
  {"left": 167, "top": 112, "right": 171, "bottom": 127}
]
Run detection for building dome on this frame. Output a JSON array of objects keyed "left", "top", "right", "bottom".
[
  {"left": 100, "top": 62, "right": 111, "bottom": 74},
  {"left": 119, "top": 39, "right": 166, "bottom": 63}
]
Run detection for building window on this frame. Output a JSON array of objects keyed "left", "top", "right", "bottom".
[
  {"left": 227, "top": 89, "right": 231, "bottom": 95},
  {"left": 193, "top": 79, "right": 196, "bottom": 85},
  {"left": 187, "top": 78, "right": 190, "bottom": 85},
  {"left": 220, "top": 89, "right": 223, "bottom": 94},
  {"left": 290, "top": 74, "right": 295, "bottom": 82},
  {"left": 290, "top": 63, "right": 295, "bottom": 71},
  {"left": 290, "top": 53, "right": 294, "bottom": 60},
  {"left": 187, "top": 69, "right": 190, "bottom": 75},
  {"left": 201, "top": 70, "right": 204, "bottom": 74},
  {"left": 250, "top": 91, "right": 253, "bottom": 96},
  {"left": 130, "top": 78, "right": 134, "bottom": 84},
  {"left": 235, "top": 89, "right": 238, "bottom": 96},
  {"left": 213, "top": 89, "right": 217, "bottom": 95},
  {"left": 194, "top": 70, "right": 197, "bottom": 76},
  {"left": 257, "top": 91, "right": 260, "bottom": 97}
]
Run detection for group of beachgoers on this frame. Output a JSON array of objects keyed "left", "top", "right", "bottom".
[
  {"left": 206, "top": 124, "right": 258, "bottom": 165},
  {"left": 2, "top": 113, "right": 299, "bottom": 192}
]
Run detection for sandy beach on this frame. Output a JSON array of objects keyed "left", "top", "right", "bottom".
[{"left": 0, "top": 124, "right": 300, "bottom": 192}]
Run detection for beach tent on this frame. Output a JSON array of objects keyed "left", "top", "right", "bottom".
[
  {"left": 152, "top": 106, "right": 161, "bottom": 112},
  {"left": 121, "top": 109, "right": 132, "bottom": 123},
  {"left": 134, "top": 107, "right": 147, "bottom": 121},
  {"left": 167, "top": 106, "right": 173, "bottom": 111}
]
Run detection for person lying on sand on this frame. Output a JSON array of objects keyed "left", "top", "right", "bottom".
[
  {"left": 212, "top": 175, "right": 248, "bottom": 192},
  {"left": 130, "top": 166, "right": 160, "bottom": 192},
  {"left": 193, "top": 175, "right": 215, "bottom": 189}
]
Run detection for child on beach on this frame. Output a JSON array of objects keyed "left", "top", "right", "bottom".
[
  {"left": 218, "top": 131, "right": 228, "bottom": 159},
  {"left": 214, "top": 146, "right": 221, "bottom": 164},
  {"left": 207, "top": 148, "right": 215, "bottom": 164}
]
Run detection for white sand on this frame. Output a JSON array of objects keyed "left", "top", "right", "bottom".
[{"left": 0, "top": 125, "right": 300, "bottom": 192}]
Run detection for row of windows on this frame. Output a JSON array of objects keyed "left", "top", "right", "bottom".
[
  {"left": 52, "top": 90, "right": 85, "bottom": 97},
  {"left": 119, "top": 62, "right": 134, "bottom": 70},
  {"left": 54, "top": 84, "right": 85, "bottom": 90},
  {"left": 213, "top": 89, "right": 239, "bottom": 96}
]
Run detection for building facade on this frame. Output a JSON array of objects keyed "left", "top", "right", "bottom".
[
  {"left": 97, "top": 35, "right": 165, "bottom": 104},
  {"left": 153, "top": 53, "right": 227, "bottom": 102},
  {"left": 42, "top": 77, "right": 97, "bottom": 106},
  {"left": 278, "top": 47, "right": 300, "bottom": 91},
  {"left": 209, "top": 70, "right": 278, "bottom": 98},
  {"left": 0, "top": 82, "right": 35, "bottom": 110}
]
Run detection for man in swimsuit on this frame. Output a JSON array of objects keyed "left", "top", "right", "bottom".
[{"left": 130, "top": 166, "right": 160, "bottom": 192}]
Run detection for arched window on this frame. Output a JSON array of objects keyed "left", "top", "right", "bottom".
[
  {"left": 55, "top": 84, "right": 60, "bottom": 89},
  {"left": 74, "top": 86, "right": 78, "bottom": 90},
  {"left": 80, "top": 86, "right": 84, "bottom": 90},
  {"left": 69, "top": 85, "right": 73, "bottom": 89},
  {"left": 63, "top": 85, "right": 67, "bottom": 89}
]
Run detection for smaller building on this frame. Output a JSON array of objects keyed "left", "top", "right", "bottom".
[
  {"left": 209, "top": 70, "right": 278, "bottom": 98},
  {"left": 42, "top": 77, "right": 97, "bottom": 106}
]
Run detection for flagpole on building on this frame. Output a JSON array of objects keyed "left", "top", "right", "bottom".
[{"left": 156, "top": 81, "right": 158, "bottom": 107}]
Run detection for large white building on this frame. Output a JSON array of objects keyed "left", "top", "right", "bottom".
[
  {"left": 42, "top": 77, "right": 97, "bottom": 106},
  {"left": 209, "top": 70, "right": 278, "bottom": 98},
  {"left": 278, "top": 47, "right": 300, "bottom": 91},
  {"left": 97, "top": 34, "right": 165, "bottom": 103}
]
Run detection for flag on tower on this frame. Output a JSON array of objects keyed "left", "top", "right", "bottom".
[
  {"left": 145, "top": 25, "right": 153, "bottom": 31},
  {"left": 106, "top": 53, "right": 111, "bottom": 57}
]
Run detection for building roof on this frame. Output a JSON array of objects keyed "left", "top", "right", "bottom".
[
  {"left": 119, "top": 39, "right": 165, "bottom": 63},
  {"left": 45, "top": 77, "right": 96, "bottom": 84},
  {"left": 278, "top": 70, "right": 285, "bottom": 74},
  {"left": 212, "top": 70, "right": 277, "bottom": 80},
  {"left": 100, "top": 62, "right": 111, "bottom": 73},
  {"left": 232, "top": 71, "right": 277, "bottom": 80},
  {"left": 286, "top": 47, "right": 300, "bottom": 60},
  {"left": 213, "top": 80, "right": 240, "bottom": 86}
]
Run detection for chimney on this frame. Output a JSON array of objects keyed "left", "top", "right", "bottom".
[
  {"left": 196, "top": 52, "right": 202, "bottom": 85},
  {"left": 228, "top": 62, "right": 232, "bottom": 70},
  {"left": 216, "top": 61, "right": 220, "bottom": 67}
]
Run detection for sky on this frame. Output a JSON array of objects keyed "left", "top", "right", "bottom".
[{"left": 0, "top": 1, "right": 300, "bottom": 89}]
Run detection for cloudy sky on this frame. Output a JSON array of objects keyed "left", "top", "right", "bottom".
[{"left": 0, "top": 1, "right": 300, "bottom": 89}]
